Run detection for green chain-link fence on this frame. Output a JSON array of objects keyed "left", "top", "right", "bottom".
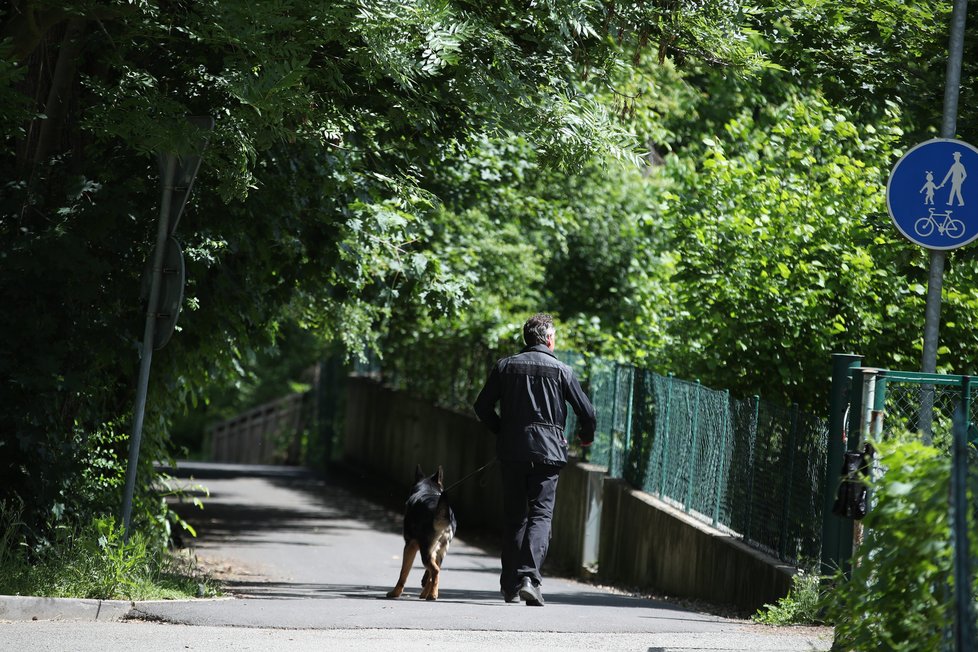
[
  {"left": 875, "top": 374, "right": 978, "bottom": 448},
  {"left": 841, "top": 369, "right": 978, "bottom": 650},
  {"left": 372, "top": 346, "right": 829, "bottom": 567},
  {"left": 570, "top": 356, "right": 828, "bottom": 568}
]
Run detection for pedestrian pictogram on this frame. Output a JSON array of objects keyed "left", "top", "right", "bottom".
[{"left": 887, "top": 138, "right": 978, "bottom": 250}]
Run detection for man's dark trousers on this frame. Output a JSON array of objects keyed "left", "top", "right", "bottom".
[{"left": 499, "top": 461, "right": 561, "bottom": 592}]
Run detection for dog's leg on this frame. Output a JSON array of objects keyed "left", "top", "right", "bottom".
[
  {"left": 421, "top": 538, "right": 451, "bottom": 601},
  {"left": 420, "top": 560, "right": 439, "bottom": 600},
  {"left": 387, "top": 540, "right": 419, "bottom": 598},
  {"left": 426, "top": 564, "right": 441, "bottom": 601}
]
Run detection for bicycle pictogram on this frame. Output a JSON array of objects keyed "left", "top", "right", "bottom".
[{"left": 914, "top": 207, "right": 966, "bottom": 239}]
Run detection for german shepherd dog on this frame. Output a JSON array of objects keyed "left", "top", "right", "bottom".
[{"left": 386, "top": 465, "right": 457, "bottom": 601}]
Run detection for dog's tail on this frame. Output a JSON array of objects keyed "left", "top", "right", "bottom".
[
  {"left": 436, "top": 492, "right": 456, "bottom": 534},
  {"left": 436, "top": 492, "right": 451, "bottom": 519}
]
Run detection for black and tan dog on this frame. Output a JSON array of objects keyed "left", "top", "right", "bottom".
[{"left": 386, "top": 464, "right": 457, "bottom": 601}]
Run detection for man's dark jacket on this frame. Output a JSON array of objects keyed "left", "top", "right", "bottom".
[{"left": 474, "top": 344, "right": 597, "bottom": 466}]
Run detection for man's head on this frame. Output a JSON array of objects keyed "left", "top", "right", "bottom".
[{"left": 523, "top": 313, "right": 556, "bottom": 350}]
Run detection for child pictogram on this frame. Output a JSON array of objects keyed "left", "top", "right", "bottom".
[{"left": 920, "top": 171, "right": 937, "bottom": 205}]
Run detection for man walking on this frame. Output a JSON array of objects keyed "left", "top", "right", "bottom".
[{"left": 474, "top": 314, "right": 597, "bottom": 606}]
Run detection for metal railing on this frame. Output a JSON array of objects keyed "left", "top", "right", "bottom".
[
  {"left": 208, "top": 392, "right": 308, "bottom": 464},
  {"left": 564, "top": 355, "right": 828, "bottom": 567},
  {"left": 845, "top": 368, "right": 977, "bottom": 649}
]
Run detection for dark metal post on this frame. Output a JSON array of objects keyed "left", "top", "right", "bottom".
[
  {"left": 953, "top": 377, "right": 975, "bottom": 651},
  {"left": 920, "top": 0, "right": 969, "bottom": 441},
  {"left": 780, "top": 403, "right": 799, "bottom": 560},
  {"left": 712, "top": 389, "right": 731, "bottom": 527},
  {"left": 608, "top": 363, "right": 620, "bottom": 476},
  {"left": 121, "top": 155, "right": 176, "bottom": 539},
  {"left": 685, "top": 380, "right": 702, "bottom": 512},
  {"left": 658, "top": 375, "right": 674, "bottom": 497},
  {"left": 745, "top": 394, "right": 760, "bottom": 544},
  {"left": 821, "top": 353, "right": 862, "bottom": 574},
  {"left": 622, "top": 366, "right": 635, "bottom": 482}
]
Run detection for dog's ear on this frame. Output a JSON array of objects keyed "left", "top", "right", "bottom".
[
  {"left": 431, "top": 465, "right": 444, "bottom": 489},
  {"left": 415, "top": 464, "right": 425, "bottom": 481}
]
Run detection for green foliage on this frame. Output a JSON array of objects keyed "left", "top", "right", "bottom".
[
  {"left": 0, "top": 502, "right": 216, "bottom": 600},
  {"left": 750, "top": 0, "right": 978, "bottom": 143},
  {"left": 752, "top": 570, "right": 825, "bottom": 625},
  {"left": 824, "top": 437, "right": 967, "bottom": 650},
  {"left": 7, "top": 0, "right": 750, "bottom": 557},
  {"left": 651, "top": 92, "right": 926, "bottom": 410}
]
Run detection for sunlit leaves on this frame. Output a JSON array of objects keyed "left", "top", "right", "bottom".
[
  {"left": 825, "top": 437, "right": 960, "bottom": 651},
  {"left": 657, "top": 92, "right": 916, "bottom": 408}
]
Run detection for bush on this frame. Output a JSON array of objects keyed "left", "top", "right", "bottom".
[
  {"left": 0, "top": 503, "right": 217, "bottom": 600},
  {"left": 824, "top": 437, "right": 965, "bottom": 650},
  {"left": 753, "top": 570, "right": 825, "bottom": 625}
]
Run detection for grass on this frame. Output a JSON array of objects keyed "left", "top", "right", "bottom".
[
  {"left": 0, "top": 503, "right": 219, "bottom": 601},
  {"left": 751, "top": 570, "right": 825, "bottom": 626}
]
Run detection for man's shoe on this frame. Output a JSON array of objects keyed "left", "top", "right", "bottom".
[
  {"left": 518, "top": 576, "right": 544, "bottom": 607},
  {"left": 502, "top": 587, "right": 519, "bottom": 603}
]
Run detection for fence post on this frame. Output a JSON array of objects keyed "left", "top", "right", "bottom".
[
  {"left": 779, "top": 403, "right": 799, "bottom": 561},
  {"left": 821, "top": 353, "right": 862, "bottom": 575},
  {"left": 658, "top": 374, "right": 674, "bottom": 497},
  {"left": 622, "top": 366, "right": 635, "bottom": 483},
  {"left": 745, "top": 395, "right": 760, "bottom": 544},
  {"left": 609, "top": 363, "right": 621, "bottom": 476},
  {"left": 712, "top": 389, "right": 730, "bottom": 527},
  {"left": 953, "top": 376, "right": 975, "bottom": 651},
  {"left": 685, "top": 380, "right": 702, "bottom": 513}
]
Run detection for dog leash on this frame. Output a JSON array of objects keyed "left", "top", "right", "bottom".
[{"left": 443, "top": 459, "right": 497, "bottom": 493}]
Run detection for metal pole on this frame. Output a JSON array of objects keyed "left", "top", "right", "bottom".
[
  {"left": 608, "top": 362, "right": 620, "bottom": 475},
  {"left": 745, "top": 395, "right": 760, "bottom": 544},
  {"left": 920, "top": 0, "right": 969, "bottom": 441},
  {"left": 712, "top": 389, "right": 730, "bottom": 527},
  {"left": 685, "top": 380, "right": 702, "bottom": 512},
  {"left": 121, "top": 155, "right": 176, "bottom": 540},
  {"left": 821, "top": 354, "right": 862, "bottom": 574},
  {"left": 622, "top": 366, "right": 635, "bottom": 482},
  {"left": 658, "top": 375, "right": 673, "bottom": 497},
  {"left": 780, "top": 403, "right": 799, "bottom": 560},
  {"left": 953, "top": 377, "right": 975, "bottom": 651}
]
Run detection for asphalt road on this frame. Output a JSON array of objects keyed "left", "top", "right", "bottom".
[{"left": 0, "top": 462, "right": 833, "bottom": 651}]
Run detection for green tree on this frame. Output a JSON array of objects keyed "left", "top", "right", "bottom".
[
  {"left": 651, "top": 92, "right": 935, "bottom": 409},
  {"left": 1, "top": 0, "right": 760, "bottom": 549}
]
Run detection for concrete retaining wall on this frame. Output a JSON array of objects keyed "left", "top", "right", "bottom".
[
  {"left": 599, "top": 478, "right": 794, "bottom": 611},
  {"left": 342, "top": 376, "right": 794, "bottom": 612},
  {"left": 343, "top": 376, "right": 504, "bottom": 532}
]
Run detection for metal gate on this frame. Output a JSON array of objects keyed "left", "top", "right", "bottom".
[{"left": 822, "top": 354, "right": 976, "bottom": 650}]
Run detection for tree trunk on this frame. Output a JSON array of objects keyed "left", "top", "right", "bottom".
[{"left": 31, "top": 17, "right": 86, "bottom": 164}]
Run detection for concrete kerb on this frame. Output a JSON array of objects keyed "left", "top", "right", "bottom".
[
  {"left": 0, "top": 595, "right": 232, "bottom": 623},
  {"left": 0, "top": 595, "right": 134, "bottom": 622}
]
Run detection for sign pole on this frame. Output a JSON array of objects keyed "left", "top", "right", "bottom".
[
  {"left": 121, "top": 155, "right": 176, "bottom": 540},
  {"left": 919, "top": 0, "right": 968, "bottom": 441},
  {"left": 120, "top": 116, "right": 213, "bottom": 540}
]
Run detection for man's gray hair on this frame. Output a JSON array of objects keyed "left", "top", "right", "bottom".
[{"left": 523, "top": 313, "right": 555, "bottom": 347}]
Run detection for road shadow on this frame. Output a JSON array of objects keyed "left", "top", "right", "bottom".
[
  {"left": 165, "top": 462, "right": 406, "bottom": 544},
  {"left": 207, "top": 578, "right": 718, "bottom": 616},
  {"left": 163, "top": 462, "right": 741, "bottom": 620}
]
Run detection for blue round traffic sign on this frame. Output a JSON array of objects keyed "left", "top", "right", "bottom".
[{"left": 886, "top": 138, "right": 978, "bottom": 250}]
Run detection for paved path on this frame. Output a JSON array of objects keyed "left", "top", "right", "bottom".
[{"left": 0, "top": 462, "right": 833, "bottom": 651}]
